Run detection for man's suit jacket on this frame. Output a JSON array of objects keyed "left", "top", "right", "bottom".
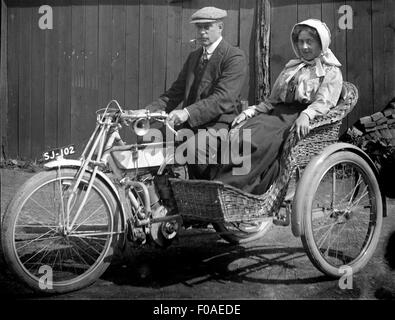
[{"left": 151, "top": 39, "right": 247, "bottom": 130}]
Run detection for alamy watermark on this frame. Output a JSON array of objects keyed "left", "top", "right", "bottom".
[
  {"left": 38, "top": 4, "right": 354, "bottom": 31},
  {"left": 38, "top": 265, "right": 53, "bottom": 290},
  {"left": 141, "top": 126, "right": 252, "bottom": 176},
  {"left": 38, "top": 5, "right": 53, "bottom": 30},
  {"left": 338, "top": 265, "right": 353, "bottom": 290}
]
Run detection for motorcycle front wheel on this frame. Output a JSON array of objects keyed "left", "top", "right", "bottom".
[{"left": 1, "top": 168, "right": 120, "bottom": 294}]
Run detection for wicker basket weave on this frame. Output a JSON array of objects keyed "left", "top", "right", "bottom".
[{"left": 170, "top": 82, "right": 359, "bottom": 223}]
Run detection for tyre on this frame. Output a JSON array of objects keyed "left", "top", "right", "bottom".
[
  {"left": 213, "top": 218, "right": 272, "bottom": 244},
  {"left": 298, "top": 151, "right": 383, "bottom": 277},
  {"left": 1, "top": 168, "right": 120, "bottom": 294}
]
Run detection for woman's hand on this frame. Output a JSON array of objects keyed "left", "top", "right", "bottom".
[
  {"left": 232, "top": 106, "right": 257, "bottom": 127},
  {"left": 292, "top": 112, "right": 310, "bottom": 139},
  {"left": 232, "top": 112, "right": 247, "bottom": 127}
]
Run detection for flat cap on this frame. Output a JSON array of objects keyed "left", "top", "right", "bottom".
[{"left": 190, "top": 7, "right": 227, "bottom": 24}]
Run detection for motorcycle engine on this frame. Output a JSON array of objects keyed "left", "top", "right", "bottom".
[{"left": 147, "top": 174, "right": 180, "bottom": 247}]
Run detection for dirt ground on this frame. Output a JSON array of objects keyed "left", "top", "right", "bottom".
[{"left": 0, "top": 168, "right": 394, "bottom": 300}]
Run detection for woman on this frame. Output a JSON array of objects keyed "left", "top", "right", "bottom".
[{"left": 212, "top": 19, "right": 343, "bottom": 195}]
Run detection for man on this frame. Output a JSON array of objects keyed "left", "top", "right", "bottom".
[{"left": 147, "top": 6, "right": 247, "bottom": 179}]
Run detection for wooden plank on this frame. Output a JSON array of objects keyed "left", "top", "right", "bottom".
[
  {"left": 297, "top": 0, "right": 322, "bottom": 22},
  {"left": 83, "top": 0, "right": 99, "bottom": 146},
  {"left": 113, "top": 0, "right": 133, "bottom": 143},
  {"left": 18, "top": 4, "right": 31, "bottom": 159},
  {"left": 322, "top": 0, "right": 348, "bottom": 134},
  {"left": 239, "top": 0, "right": 255, "bottom": 103},
  {"left": 383, "top": 0, "right": 395, "bottom": 106},
  {"left": 6, "top": 2, "right": 18, "bottom": 158},
  {"left": 30, "top": 3, "right": 45, "bottom": 159},
  {"left": 0, "top": 0, "right": 7, "bottom": 159},
  {"left": 181, "top": 0, "right": 196, "bottom": 65},
  {"left": 57, "top": 0, "right": 72, "bottom": 148},
  {"left": 44, "top": 0, "right": 59, "bottom": 152},
  {"left": 166, "top": 0, "right": 182, "bottom": 91},
  {"left": 372, "top": 0, "right": 386, "bottom": 112},
  {"left": 216, "top": 0, "right": 239, "bottom": 47},
  {"left": 111, "top": 0, "right": 126, "bottom": 105},
  {"left": 346, "top": 0, "right": 373, "bottom": 126},
  {"left": 270, "top": 0, "right": 297, "bottom": 88},
  {"left": 70, "top": 1, "right": 86, "bottom": 149},
  {"left": 152, "top": 0, "right": 168, "bottom": 99},
  {"left": 255, "top": 0, "right": 271, "bottom": 102},
  {"left": 321, "top": 1, "right": 347, "bottom": 72},
  {"left": 139, "top": 0, "right": 154, "bottom": 106},
  {"left": 125, "top": 0, "right": 140, "bottom": 109},
  {"left": 98, "top": 1, "right": 112, "bottom": 109}
]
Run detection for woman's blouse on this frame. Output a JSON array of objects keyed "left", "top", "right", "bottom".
[{"left": 257, "top": 63, "right": 343, "bottom": 120}]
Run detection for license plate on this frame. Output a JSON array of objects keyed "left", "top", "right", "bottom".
[{"left": 43, "top": 145, "right": 76, "bottom": 161}]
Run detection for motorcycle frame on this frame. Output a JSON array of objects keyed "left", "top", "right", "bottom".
[{"left": 45, "top": 107, "right": 182, "bottom": 241}]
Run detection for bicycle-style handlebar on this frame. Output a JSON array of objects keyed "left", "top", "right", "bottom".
[{"left": 120, "top": 109, "right": 169, "bottom": 121}]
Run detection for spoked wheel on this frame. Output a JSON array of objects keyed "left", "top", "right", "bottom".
[
  {"left": 1, "top": 168, "right": 120, "bottom": 294},
  {"left": 213, "top": 218, "right": 272, "bottom": 244},
  {"left": 299, "top": 151, "right": 383, "bottom": 277}
]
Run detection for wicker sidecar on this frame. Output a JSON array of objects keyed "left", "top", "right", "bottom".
[{"left": 170, "top": 82, "right": 384, "bottom": 278}]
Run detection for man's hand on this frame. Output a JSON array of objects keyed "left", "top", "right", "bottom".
[
  {"left": 292, "top": 112, "right": 310, "bottom": 139},
  {"left": 168, "top": 109, "right": 189, "bottom": 126}
]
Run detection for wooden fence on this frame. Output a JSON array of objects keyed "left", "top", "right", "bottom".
[{"left": 1, "top": 0, "right": 394, "bottom": 160}]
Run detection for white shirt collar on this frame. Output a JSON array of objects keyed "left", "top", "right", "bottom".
[{"left": 205, "top": 36, "right": 223, "bottom": 55}]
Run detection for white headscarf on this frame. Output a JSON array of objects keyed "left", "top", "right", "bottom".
[{"left": 284, "top": 19, "right": 341, "bottom": 83}]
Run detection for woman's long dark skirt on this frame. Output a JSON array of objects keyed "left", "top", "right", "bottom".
[{"left": 212, "top": 103, "right": 307, "bottom": 195}]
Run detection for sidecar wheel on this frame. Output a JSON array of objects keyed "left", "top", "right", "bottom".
[
  {"left": 297, "top": 151, "right": 383, "bottom": 277},
  {"left": 1, "top": 168, "right": 120, "bottom": 294}
]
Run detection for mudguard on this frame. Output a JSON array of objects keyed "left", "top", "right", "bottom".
[
  {"left": 292, "top": 142, "right": 387, "bottom": 237},
  {"left": 44, "top": 159, "right": 127, "bottom": 244}
]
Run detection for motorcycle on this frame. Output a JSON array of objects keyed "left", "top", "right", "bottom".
[{"left": 1, "top": 91, "right": 384, "bottom": 293}]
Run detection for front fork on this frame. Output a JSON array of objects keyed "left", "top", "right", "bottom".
[{"left": 62, "top": 120, "right": 110, "bottom": 233}]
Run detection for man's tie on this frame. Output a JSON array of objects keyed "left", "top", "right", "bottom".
[
  {"left": 196, "top": 47, "right": 209, "bottom": 77},
  {"left": 202, "top": 46, "right": 208, "bottom": 64}
]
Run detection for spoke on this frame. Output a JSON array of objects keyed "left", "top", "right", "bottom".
[
  {"left": 16, "top": 229, "right": 57, "bottom": 251},
  {"left": 70, "top": 232, "right": 111, "bottom": 246},
  {"left": 16, "top": 235, "right": 62, "bottom": 246},
  {"left": 324, "top": 222, "right": 347, "bottom": 257},
  {"left": 28, "top": 197, "right": 57, "bottom": 225},
  {"left": 349, "top": 186, "right": 369, "bottom": 208},
  {"left": 333, "top": 174, "right": 362, "bottom": 208},
  {"left": 71, "top": 204, "right": 105, "bottom": 232},
  {"left": 70, "top": 231, "right": 116, "bottom": 237},
  {"left": 70, "top": 245, "right": 90, "bottom": 268},
  {"left": 347, "top": 174, "right": 363, "bottom": 206},
  {"left": 69, "top": 238, "right": 99, "bottom": 263},
  {"left": 65, "top": 238, "right": 78, "bottom": 275},
  {"left": 316, "top": 223, "right": 336, "bottom": 249},
  {"left": 313, "top": 221, "right": 337, "bottom": 232},
  {"left": 50, "top": 246, "right": 61, "bottom": 270},
  {"left": 349, "top": 224, "right": 361, "bottom": 249},
  {"left": 16, "top": 214, "right": 58, "bottom": 233},
  {"left": 26, "top": 238, "right": 60, "bottom": 271},
  {"left": 69, "top": 235, "right": 109, "bottom": 242},
  {"left": 21, "top": 238, "right": 58, "bottom": 266},
  {"left": 75, "top": 236, "right": 103, "bottom": 256}
]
